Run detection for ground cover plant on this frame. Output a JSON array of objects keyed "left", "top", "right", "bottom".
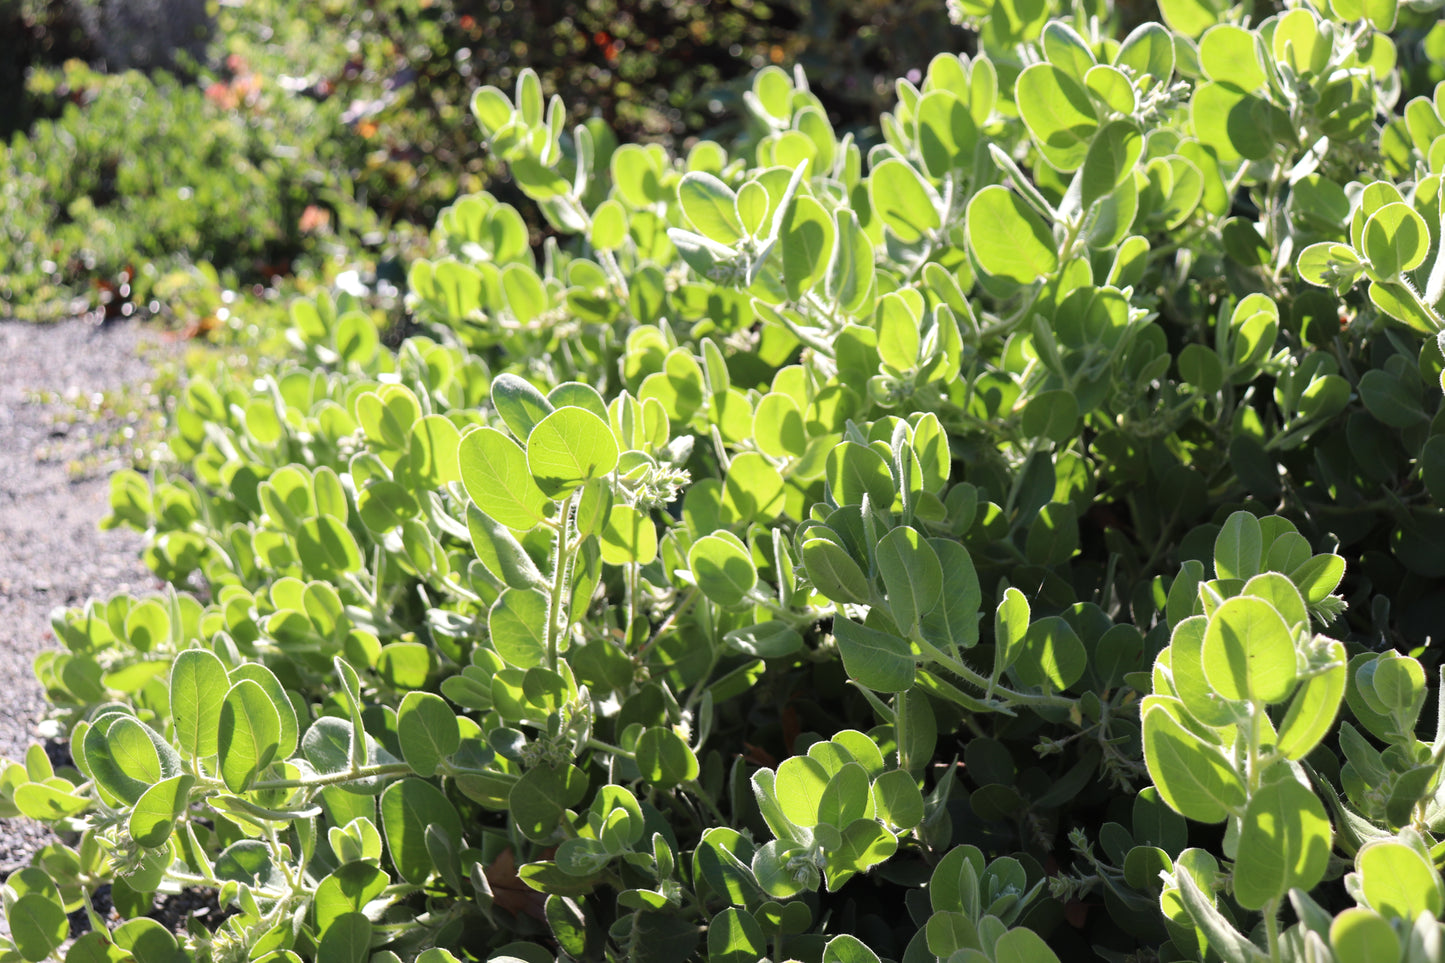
[{"left": 8, "top": 0, "right": 1445, "bottom": 960}]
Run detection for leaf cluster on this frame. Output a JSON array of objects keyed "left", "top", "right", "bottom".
[{"left": 12, "top": 1, "right": 1445, "bottom": 962}]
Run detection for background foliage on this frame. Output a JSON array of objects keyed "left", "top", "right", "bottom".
[{"left": 0, "top": 0, "right": 966, "bottom": 321}]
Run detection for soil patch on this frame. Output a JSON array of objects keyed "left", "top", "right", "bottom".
[{"left": 0, "top": 318, "right": 169, "bottom": 925}]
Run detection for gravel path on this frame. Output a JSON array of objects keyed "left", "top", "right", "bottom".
[{"left": 0, "top": 318, "right": 167, "bottom": 881}]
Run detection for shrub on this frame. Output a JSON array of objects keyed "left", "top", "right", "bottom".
[
  {"left": 6, "top": 0, "right": 1445, "bottom": 961},
  {"left": 0, "top": 60, "right": 360, "bottom": 320}
]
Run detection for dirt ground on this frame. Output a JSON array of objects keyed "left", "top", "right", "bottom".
[{"left": 0, "top": 318, "right": 164, "bottom": 885}]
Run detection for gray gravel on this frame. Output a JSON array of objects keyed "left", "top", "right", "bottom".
[{"left": 0, "top": 318, "right": 168, "bottom": 883}]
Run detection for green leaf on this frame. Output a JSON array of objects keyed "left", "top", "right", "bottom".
[
  {"left": 5, "top": 893, "right": 68, "bottom": 963},
  {"left": 826, "top": 441, "right": 895, "bottom": 507},
  {"left": 229, "top": 662, "right": 298, "bottom": 761},
  {"left": 111, "top": 919, "right": 182, "bottom": 963},
  {"left": 722, "top": 452, "right": 785, "bottom": 524},
  {"left": 965, "top": 186, "right": 1059, "bottom": 284},
  {"left": 1025, "top": 501, "right": 1079, "bottom": 566},
  {"left": 752, "top": 65, "right": 793, "bottom": 121},
  {"left": 802, "top": 538, "right": 872, "bottom": 605},
  {"left": 219, "top": 679, "right": 282, "bottom": 793},
  {"left": 1157, "top": 0, "right": 1224, "bottom": 36},
  {"left": 169, "top": 648, "right": 228, "bottom": 760},
  {"left": 107, "top": 716, "right": 165, "bottom": 788},
  {"left": 872, "top": 769, "right": 924, "bottom": 830},
  {"left": 123, "top": 599, "right": 168, "bottom": 653},
  {"left": 1242, "top": 775, "right": 1329, "bottom": 913},
  {"left": 925, "top": 912, "right": 979, "bottom": 959},
  {"left": 780, "top": 194, "right": 835, "bottom": 300},
  {"left": 489, "top": 588, "right": 550, "bottom": 668},
  {"left": 916, "top": 91, "right": 979, "bottom": 179},
  {"left": 470, "top": 86, "right": 512, "bottom": 136},
  {"left": 1022, "top": 390, "right": 1080, "bottom": 443},
  {"left": 590, "top": 198, "right": 628, "bottom": 250},
  {"left": 1167, "top": 616, "right": 1239, "bottom": 727},
  {"left": 600, "top": 505, "right": 659, "bottom": 565},
  {"left": 724, "top": 622, "right": 803, "bottom": 658},
  {"left": 1090, "top": 53, "right": 1139, "bottom": 106},
  {"left": 554, "top": 836, "right": 609, "bottom": 877},
  {"left": 1357, "top": 840, "right": 1444, "bottom": 918},
  {"left": 1270, "top": 8, "right": 1330, "bottom": 77},
  {"left": 867, "top": 159, "right": 941, "bottom": 244},
  {"left": 611, "top": 144, "right": 667, "bottom": 208},
  {"left": 1330, "top": 908, "right": 1401, "bottom": 963},
  {"left": 1290, "top": 553, "right": 1345, "bottom": 607},
  {"left": 1199, "top": 24, "right": 1266, "bottom": 90},
  {"left": 1364, "top": 0, "right": 1398, "bottom": 29},
  {"left": 1232, "top": 776, "right": 1331, "bottom": 910},
  {"left": 774, "top": 755, "right": 829, "bottom": 828},
  {"left": 1016, "top": 63, "right": 1099, "bottom": 171},
  {"left": 1240, "top": 573, "right": 1308, "bottom": 632},
  {"left": 876, "top": 293, "right": 920, "bottom": 370},
  {"left": 575, "top": 475, "right": 616, "bottom": 541},
  {"left": 12, "top": 783, "right": 88, "bottom": 821},
  {"left": 824, "top": 818, "right": 897, "bottom": 890},
  {"left": 1214, "top": 510, "right": 1262, "bottom": 581},
  {"left": 834, "top": 617, "right": 915, "bottom": 692},
  {"left": 826, "top": 208, "right": 875, "bottom": 315},
  {"left": 1356, "top": 651, "right": 1427, "bottom": 729},
  {"left": 315, "top": 912, "right": 371, "bottom": 963},
  {"left": 817, "top": 762, "right": 872, "bottom": 828},
  {"left": 510, "top": 764, "right": 588, "bottom": 842},
  {"left": 1012, "top": 616, "right": 1086, "bottom": 691},
  {"left": 735, "top": 180, "right": 770, "bottom": 236},
  {"left": 1167, "top": 853, "right": 1268, "bottom": 963},
  {"left": 1363, "top": 203, "right": 1431, "bottom": 280},
  {"left": 1080, "top": 121, "right": 1143, "bottom": 210},
  {"left": 502, "top": 264, "right": 548, "bottom": 323},
  {"left": 993, "top": 587, "right": 1030, "bottom": 680},
  {"left": 1276, "top": 641, "right": 1346, "bottom": 759},
  {"left": 1141, "top": 699, "right": 1245, "bottom": 823},
  {"left": 876, "top": 526, "right": 942, "bottom": 635},
  {"left": 708, "top": 909, "right": 768, "bottom": 963},
  {"left": 635, "top": 727, "right": 700, "bottom": 788},
  {"left": 527, "top": 407, "right": 620, "bottom": 498},
  {"left": 81, "top": 719, "right": 147, "bottom": 806},
  {"left": 397, "top": 692, "right": 460, "bottom": 777},
  {"left": 357, "top": 480, "right": 417, "bottom": 534},
  {"left": 677, "top": 172, "right": 743, "bottom": 244},
  {"left": 490, "top": 372, "right": 554, "bottom": 441},
  {"left": 1115, "top": 22, "right": 1175, "bottom": 81},
  {"left": 1368, "top": 280, "right": 1441, "bottom": 334},
  {"left": 315, "top": 864, "right": 388, "bottom": 936},
  {"left": 379, "top": 778, "right": 463, "bottom": 885},
  {"left": 920, "top": 539, "right": 982, "bottom": 650},
  {"left": 995, "top": 928, "right": 1062, "bottom": 963},
  {"left": 551, "top": 381, "right": 610, "bottom": 422},
  {"left": 129, "top": 774, "right": 194, "bottom": 848},
  {"left": 822, "top": 935, "right": 883, "bottom": 963},
  {"left": 1191, "top": 83, "right": 1277, "bottom": 162},
  {"left": 467, "top": 502, "right": 549, "bottom": 590},
  {"left": 293, "top": 516, "right": 360, "bottom": 579},
  {"left": 1357, "top": 369, "right": 1428, "bottom": 429},
  {"left": 1201, "top": 596, "right": 1298, "bottom": 704},
  {"left": 510, "top": 156, "right": 570, "bottom": 201},
  {"left": 688, "top": 533, "right": 758, "bottom": 607}
]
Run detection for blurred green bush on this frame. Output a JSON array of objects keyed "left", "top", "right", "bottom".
[{"left": 1, "top": 0, "right": 975, "bottom": 321}]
